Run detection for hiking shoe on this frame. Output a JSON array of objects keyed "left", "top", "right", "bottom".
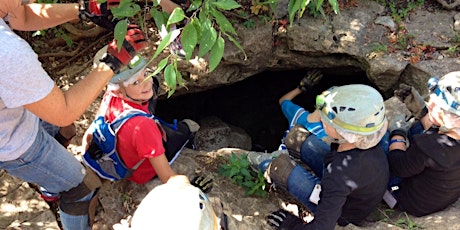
[
  {"left": 182, "top": 119, "right": 200, "bottom": 133},
  {"left": 181, "top": 119, "right": 200, "bottom": 150},
  {"left": 247, "top": 150, "right": 288, "bottom": 172}
]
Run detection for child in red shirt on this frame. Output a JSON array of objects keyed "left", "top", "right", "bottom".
[{"left": 83, "top": 52, "right": 199, "bottom": 184}]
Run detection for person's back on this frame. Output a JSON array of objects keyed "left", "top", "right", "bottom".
[
  {"left": 389, "top": 71, "right": 460, "bottom": 217},
  {"left": 266, "top": 84, "right": 389, "bottom": 230},
  {"left": 390, "top": 128, "right": 460, "bottom": 216},
  {"left": 320, "top": 145, "right": 388, "bottom": 226}
]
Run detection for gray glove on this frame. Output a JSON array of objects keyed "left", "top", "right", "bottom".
[
  {"left": 394, "top": 84, "right": 428, "bottom": 119},
  {"left": 388, "top": 114, "right": 414, "bottom": 133},
  {"left": 298, "top": 70, "right": 323, "bottom": 92}
]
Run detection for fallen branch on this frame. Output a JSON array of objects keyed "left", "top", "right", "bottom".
[{"left": 48, "top": 32, "right": 112, "bottom": 72}]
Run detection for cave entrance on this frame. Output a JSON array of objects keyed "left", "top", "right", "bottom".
[{"left": 155, "top": 68, "right": 378, "bottom": 152}]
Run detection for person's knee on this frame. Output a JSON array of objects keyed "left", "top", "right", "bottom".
[
  {"left": 266, "top": 154, "right": 296, "bottom": 191},
  {"left": 59, "top": 167, "right": 101, "bottom": 216}
]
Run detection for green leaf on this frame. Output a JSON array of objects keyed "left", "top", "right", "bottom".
[
  {"left": 240, "top": 168, "right": 252, "bottom": 178},
  {"left": 191, "top": 19, "right": 203, "bottom": 41},
  {"left": 173, "top": 61, "right": 185, "bottom": 87},
  {"left": 225, "top": 33, "right": 247, "bottom": 60},
  {"left": 210, "top": 8, "right": 237, "bottom": 35},
  {"left": 298, "top": 0, "right": 311, "bottom": 18},
  {"left": 328, "top": 0, "right": 340, "bottom": 14},
  {"left": 114, "top": 20, "right": 128, "bottom": 52},
  {"left": 153, "top": 29, "right": 181, "bottom": 59},
  {"left": 167, "top": 8, "right": 186, "bottom": 26},
  {"left": 209, "top": 36, "right": 224, "bottom": 72},
  {"left": 181, "top": 23, "right": 198, "bottom": 61},
  {"left": 150, "top": 8, "right": 167, "bottom": 30},
  {"left": 211, "top": 0, "right": 241, "bottom": 10},
  {"left": 198, "top": 26, "right": 217, "bottom": 58},
  {"left": 111, "top": 0, "right": 141, "bottom": 19},
  {"left": 188, "top": 0, "right": 202, "bottom": 12},
  {"left": 288, "top": 0, "right": 302, "bottom": 25},
  {"left": 164, "top": 64, "right": 177, "bottom": 97},
  {"left": 147, "top": 57, "right": 169, "bottom": 80}
]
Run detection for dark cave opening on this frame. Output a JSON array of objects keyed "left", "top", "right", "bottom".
[{"left": 155, "top": 68, "right": 379, "bottom": 152}]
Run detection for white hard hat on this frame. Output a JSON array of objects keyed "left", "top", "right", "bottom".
[
  {"left": 428, "top": 71, "right": 460, "bottom": 116},
  {"left": 317, "top": 84, "right": 386, "bottom": 135},
  {"left": 130, "top": 175, "right": 218, "bottom": 230}
]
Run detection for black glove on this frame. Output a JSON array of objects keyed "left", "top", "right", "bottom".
[
  {"left": 190, "top": 174, "right": 213, "bottom": 193},
  {"left": 100, "top": 24, "right": 147, "bottom": 73},
  {"left": 79, "top": 0, "right": 120, "bottom": 30},
  {"left": 394, "top": 84, "right": 428, "bottom": 119},
  {"left": 267, "top": 209, "right": 303, "bottom": 230},
  {"left": 299, "top": 70, "right": 323, "bottom": 92}
]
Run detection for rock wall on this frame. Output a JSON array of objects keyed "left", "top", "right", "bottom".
[{"left": 158, "top": 1, "right": 459, "bottom": 99}]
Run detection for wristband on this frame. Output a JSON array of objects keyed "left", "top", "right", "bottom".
[
  {"left": 390, "top": 139, "right": 406, "bottom": 145},
  {"left": 389, "top": 129, "right": 407, "bottom": 140}
]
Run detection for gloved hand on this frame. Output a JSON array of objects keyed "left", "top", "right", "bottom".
[
  {"left": 388, "top": 114, "right": 415, "bottom": 142},
  {"left": 298, "top": 70, "right": 323, "bottom": 92},
  {"left": 190, "top": 174, "right": 213, "bottom": 193},
  {"left": 267, "top": 209, "right": 302, "bottom": 230},
  {"left": 79, "top": 0, "right": 121, "bottom": 30},
  {"left": 388, "top": 114, "right": 414, "bottom": 133},
  {"left": 100, "top": 24, "right": 147, "bottom": 73},
  {"left": 394, "top": 84, "right": 428, "bottom": 119}
]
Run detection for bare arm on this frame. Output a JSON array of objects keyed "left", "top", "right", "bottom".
[
  {"left": 149, "top": 154, "right": 177, "bottom": 183},
  {"left": 24, "top": 63, "right": 114, "bottom": 126},
  {"left": 8, "top": 3, "right": 79, "bottom": 31},
  {"left": 279, "top": 88, "right": 302, "bottom": 105},
  {"left": 158, "top": 0, "right": 180, "bottom": 14}
]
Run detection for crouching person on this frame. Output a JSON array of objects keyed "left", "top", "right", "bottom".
[
  {"left": 82, "top": 51, "right": 200, "bottom": 185},
  {"left": 264, "top": 84, "right": 389, "bottom": 229},
  {"left": 387, "top": 71, "right": 460, "bottom": 217}
]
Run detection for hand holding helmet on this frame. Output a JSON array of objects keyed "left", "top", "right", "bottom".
[
  {"left": 394, "top": 84, "right": 428, "bottom": 119},
  {"left": 299, "top": 70, "right": 323, "bottom": 92},
  {"left": 79, "top": 0, "right": 121, "bottom": 30},
  {"left": 100, "top": 24, "right": 147, "bottom": 73}
]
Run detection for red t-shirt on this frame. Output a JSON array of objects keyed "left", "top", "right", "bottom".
[{"left": 100, "top": 92, "right": 165, "bottom": 184}]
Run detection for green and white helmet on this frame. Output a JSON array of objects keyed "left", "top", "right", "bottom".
[
  {"left": 316, "top": 84, "right": 386, "bottom": 135},
  {"left": 130, "top": 175, "right": 218, "bottom": 230},
  {"left": 428, "top": 71, "right": 460, "bottom": 116}
]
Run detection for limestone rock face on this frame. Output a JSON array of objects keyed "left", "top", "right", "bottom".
[{"left": 156, "top": 1, "right": 459, "bottom": 99}]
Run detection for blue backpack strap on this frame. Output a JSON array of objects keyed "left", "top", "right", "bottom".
[
  {"left": 84, "top": 109, "right": 154, "bottom": 181},
  {"left": 111, "top": 109, "right": 154, "bottom": 133}
]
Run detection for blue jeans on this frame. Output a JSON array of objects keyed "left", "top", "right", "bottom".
[
  {"left": 287, "top": 165, "right": 321, "bottom": 213},
  {"left": 0, "top": 123, "right": 91, "bottom": 230},
  {"left": 299, "top": 135, "right": 330, "bottom": 178}
]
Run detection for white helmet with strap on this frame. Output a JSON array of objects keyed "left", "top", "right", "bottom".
[
  {"left": 130, "top": 175, "right": 219, "bottom": 230},
  {"left": 316, "top": 84, "right": 388, "bottom": 149},
  {"left": 428, "top": 71, "right": 460, "bottom": 116},
  {"left": 317, "top": 84, "right": 386, "bottom": 135}
]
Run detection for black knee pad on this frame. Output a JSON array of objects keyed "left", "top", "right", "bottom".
[
  {"left": 59, "top": 167, "right": 102, "bottom": 216},
  {"left": 266, "top": 154, "right": 296, "bottom": 192}
]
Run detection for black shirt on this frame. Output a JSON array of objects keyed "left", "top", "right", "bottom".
[
  {"left": 291, "top": 144, "right": 389, "bottom": 230},
  {"left": 389, "top": 128, "right": 460, "bottom": 217}
]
